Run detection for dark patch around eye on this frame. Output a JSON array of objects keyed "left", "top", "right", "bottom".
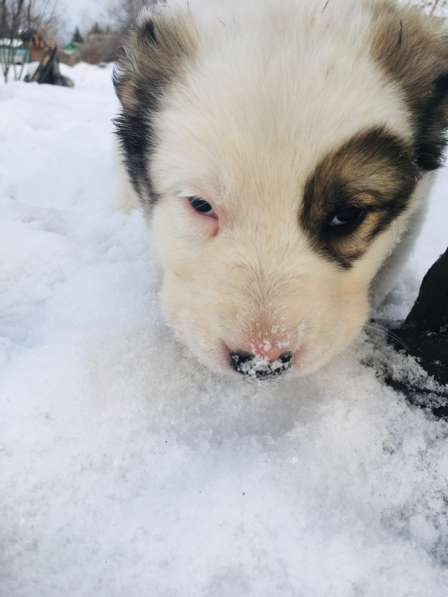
[{"left": 300, "top": 127, "right": 419, "bottom": 269}]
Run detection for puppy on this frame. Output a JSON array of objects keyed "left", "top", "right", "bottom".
[{"left": 113, "top": 0, "right": 448, "bottom": 379}]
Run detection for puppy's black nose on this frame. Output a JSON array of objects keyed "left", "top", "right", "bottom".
[
  {"left": 230, "top": 351, "right": 293, "bottom": 379},
  {"left": 230, "top": 351, "right": 254, "bottom": 372}
]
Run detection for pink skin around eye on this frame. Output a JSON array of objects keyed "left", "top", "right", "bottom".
[{"left": 185, "top": 197, "right": 220, "bottom": 236}]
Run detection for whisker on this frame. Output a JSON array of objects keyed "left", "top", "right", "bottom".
[{"left": 364, "top": 322, "right": 410, "bottom": 353}]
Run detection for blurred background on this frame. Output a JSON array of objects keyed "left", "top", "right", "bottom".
[{"left": 0, "top": 0, "right": 167, "bottom": 82}]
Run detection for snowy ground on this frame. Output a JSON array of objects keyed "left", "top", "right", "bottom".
[{"left": 1, "top": 63, "right": 448, "bottom": 597}]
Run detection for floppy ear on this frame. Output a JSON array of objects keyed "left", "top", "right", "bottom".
[
  {"left": 372, "top": 3, "right": 448, "bottom": 171},
  {"left": 113, "top": 10, "right": 196, "bottom": 201}
]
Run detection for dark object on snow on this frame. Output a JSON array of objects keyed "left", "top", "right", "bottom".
[
  {"left": 391, "top": 248, "right": 448, "bottom": 385},
  {"left": 26, "top": 48, "right": 74, "bottom": 87},
  {"left": 385, "top": 248, "right": 448, "bottom": 417}
]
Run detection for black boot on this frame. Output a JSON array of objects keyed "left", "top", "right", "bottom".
[
  {"left": 376, "top": 248, "right": 448, "bottom": 418},
  {"left": 391, "top": 248, "right": 448, "bottom": 387}
]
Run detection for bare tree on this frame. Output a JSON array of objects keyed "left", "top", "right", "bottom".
[
  {"left": 26, "top": 0, "right": 62, "bottom": 42},
  {"left": 109, "top": 0, "right": 165, "bottom": 33},
  {"left": 428, "top": 0, "right": 447, "bottom": 14},
  {"left": 407, "top": 0, "right": 448, "bottom": 15},
  {"left": 80, "top": 29, "right": 123, "bottom": 65},
  {"left": 0, "top": 0, "right": 26, "bottom": 83},
  {"left": 0, "top": 0, "right": 62, "bottom": 83},
  {"left": 74, "top": 0, "right": 167, "bottom": 66}
]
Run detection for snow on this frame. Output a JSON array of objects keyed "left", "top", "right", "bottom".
[{"left": 1, "top": 63, "right": 448, "bottom": 597}]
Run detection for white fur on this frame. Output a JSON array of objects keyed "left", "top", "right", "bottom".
[
  {"left": 113, "top": 148, "right": 141, "bottom": 212},
  {"left": 121, "top": 0, "right": 434, "bottom": 376}
]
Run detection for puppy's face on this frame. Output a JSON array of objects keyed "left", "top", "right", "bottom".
[{"left": 115, "top": 2, "right": 448, "bottom": 378}]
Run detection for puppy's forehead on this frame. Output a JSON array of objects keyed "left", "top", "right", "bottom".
[{"left": 152, "top": 6, "right": 412, "bottom": 201}]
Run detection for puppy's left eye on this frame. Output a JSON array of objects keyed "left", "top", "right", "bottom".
[
  {"left": 189, "top": 197, "right": 216, "bottom": 217},
  {"left": 328, "top": 206, "right": 366, "bottom": 231}
]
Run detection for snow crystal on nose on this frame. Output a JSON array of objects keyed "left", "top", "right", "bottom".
[
  {"left": 261, "top": 339, "right": 272, "bottom": 352},
  {"left": 239, "top": 354, "right": 292, "bottom": 379}
]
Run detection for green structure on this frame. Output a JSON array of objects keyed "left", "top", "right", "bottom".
[{"left": 0, "top": 39, "right": 31, "bottom": 65}]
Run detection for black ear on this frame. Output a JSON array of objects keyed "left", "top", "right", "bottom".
[
  {"left": 372, "top": 4, "right": 448, "bottom": 171},
  {"left": 113, "top": 11, "right": 196, "bottom": 201}
]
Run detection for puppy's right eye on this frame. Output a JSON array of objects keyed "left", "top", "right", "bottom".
[
  {"left": 328, "top": 206, "right": 367, "bottom": 232},
  {"left": 188, "top": 197, "right": 217, "bottom": 218}
]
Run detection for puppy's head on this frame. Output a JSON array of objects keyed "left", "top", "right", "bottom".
[{"left": 114, "top": 1, "right": 448, "bottom": 378}]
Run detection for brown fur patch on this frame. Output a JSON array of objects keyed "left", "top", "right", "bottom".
[
  {"left": 301, "top": 127, "right": 418, "bottom": 268},
  {"left": 371, "top": 2, "right": 448, "bottom": 171}
]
